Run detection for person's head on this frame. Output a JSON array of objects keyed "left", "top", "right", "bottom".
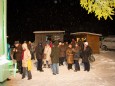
[
  {"left": 59, "top": 42, "right": 62, "bottom": 46},
  {"left": 54, "top": 41, "right": 59, "bottom": 46},
  {"left": 75, "top": 43, "right": 79, "bottom": 48},
  {"left": 38, "top": 42, "right": 42, "bottom": 46},
  {"left": 65, "top": 42, "right": 68, "bottom": 44},
  {"left": 78, "top": 39, "right": 82, "bottom": 42},
  {"left": 68, "top": 44, "right": 72, "bottom": 48},
  {"left": 28, "top": 41, "right": 31, "bottom": 44},
  {"left": 72, "top": 39, "right": 75, "bottom": 41},
  {"left": 22, "top": 43, "right": 28, "bottom": 50},
  {"left": 61, "top": 42, "right": 64, "bottom": 45},
  {"left": 24, "top": 41, "right": 27, "bottom": 43},
  {"left": 46, "top": 43, "right": 50, "bottom": 46},
  {"left": 14, "top": 41, "right": 19, "bottom": 47},
  {"left": 84, "top": 42, "right": 88, "bottom": 47}
]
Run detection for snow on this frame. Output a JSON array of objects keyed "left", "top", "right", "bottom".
[{"left": 0, "top": 50, "right": 115, "bottom": 86}]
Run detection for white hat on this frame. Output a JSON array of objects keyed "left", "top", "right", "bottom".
[
  {"left": 59, "top": 42, "right": 62, "bottom": 45},
  {"left": 84, "top": 42, "right": 88, "bottom": 46}
]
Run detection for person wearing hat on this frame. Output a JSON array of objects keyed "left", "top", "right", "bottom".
[
  {"left": 35, "top": 42, "right": 44, "bottom": 72},
  {"left": 14, "top": 41, "right": 23, "bottom": 74},
  {"left": 58, "top": 42, "right": 66, "bottom": 66},
  {"left": 82, "top": 42, "right": 92, "bottom": 72}
]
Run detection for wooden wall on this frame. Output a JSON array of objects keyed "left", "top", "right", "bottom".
[
  {"left": 34, "top": 33, "right": 64, "bottom": 46},
  {"left": 75, "top": 33, "right": 100, "bottom": 54},
  {"left": 87, "top": 34, "right": 100, "bottom": 54}
]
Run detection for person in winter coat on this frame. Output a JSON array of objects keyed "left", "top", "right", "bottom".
[
  {"left": 50, "top": 41, "right": 60, "bottom": 75},
  {"left": 73, "top": 44, "right": 80, "bottom": 72},
  {"left": 43, "top": 43, "right": 51, "bottom": 68},
  {"left": 64, "top": 41, "right": 69, "bottom": 50},
  {"left": 71, "top": 39, "right": 76, "bottom": 48},
  {"left": 35, "top": 42, "right": 44, "bottom": 72},
  {"left": 78, "top": 39, "right": 84, "bottom": 52},
  {"left": 14, "top": 41, "right": 23, "bottom": 74},
  {"left": 82, "top": 42, "right": 92, "bottom": 72},
  {"left": 22, "top": 43, "right": 32, "bottom": 80},
  {"left": 27, "top": 41, "right": 32, "bottom": 51},
  {"left": 28, "top": 41, "right": 35, "bottom": 60},
  {"left": 66, "top": 44, "right": 74, "bottom": 70},
  {"left": 78, "top": 39, "right": 84, "bottom": 58},
  {"left": 59, "top": 42, "right": 66, "bottom": 66},
  {"left": 31, "top": 42, "right": 35, "bottom": 60}
]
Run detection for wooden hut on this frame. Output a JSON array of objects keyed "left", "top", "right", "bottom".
[
  {"left": 71, "top": 32, "right": 102, "bottom": 54},
  {"left": 33, "top": 31, "right": 65, "bottom": 46}
]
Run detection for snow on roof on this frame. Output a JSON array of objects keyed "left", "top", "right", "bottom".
[
  {"left": 33, "top": 31, "right": 65, "bottom": 34},
  {"left": 71, "top": 32, "right": 102, "bottom": 36}
]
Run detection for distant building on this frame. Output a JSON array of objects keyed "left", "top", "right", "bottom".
[
  {"left": 33, "top": 31, "right": 65, "bottom": 46},
  {"left": 71, "top": 32, "right": 102, "bottom": 54}
]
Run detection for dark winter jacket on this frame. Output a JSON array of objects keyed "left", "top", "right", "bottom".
[
  {"left": 73, "top": 47, "right": 80, "bottom": 60},
  {"left": 15, "top": 44, "right": 22, "bottom": 61},
  {"left": 59, "top": 45, "right": 66, "bottom": 58},
  {"left": 50, "top": 45, "right": 59, "bottom": 63},
  {"left": 82, "top": 46, "right": 92, "bottom": 62},
  {"left": 78, "top": 40, "right": 84, "bottom": 52},
  {"left": 35, "top": 43, "right": 44, "bottom": 60}
]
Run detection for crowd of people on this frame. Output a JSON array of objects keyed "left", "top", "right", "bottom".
[{"left": 7, "top": 39, "right": 93, "bottom": 80}]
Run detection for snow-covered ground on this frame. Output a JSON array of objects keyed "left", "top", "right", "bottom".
[{"left": 0, "top": 50, "right": 115, "bottom": 86}]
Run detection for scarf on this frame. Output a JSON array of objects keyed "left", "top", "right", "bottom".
[{"left": 21, "top": 49, "right": 26, "bottom": 60}]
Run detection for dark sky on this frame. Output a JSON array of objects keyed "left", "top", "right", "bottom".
[{"left": 7, "top": 0, "right": 115, "bottom": 43}]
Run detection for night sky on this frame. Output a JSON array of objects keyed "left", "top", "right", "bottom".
[{"left": 7, "top": 0, "right": 115, "bottom": 44}]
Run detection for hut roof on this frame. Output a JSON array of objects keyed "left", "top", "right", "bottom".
[
  {"left": 71, "top": 32, "right": 102, "bottom": 36},
  {"left": 33, "top": 31, "right": 65, "bottom": 34}
]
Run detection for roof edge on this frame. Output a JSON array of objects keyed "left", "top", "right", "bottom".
[
  {"left": 33, "top": 31, "right": 65, "bottom": 33},
  {"left": 70, "top": 32, "right": 102, "bottom": 36}
]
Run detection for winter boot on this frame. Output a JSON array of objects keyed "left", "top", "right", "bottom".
[
  {"left": 48, "top": 64, "right": 50, "bottom": 68},
  {"left": 43, "top": 64, "right": 46, "bottom": 68}
]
